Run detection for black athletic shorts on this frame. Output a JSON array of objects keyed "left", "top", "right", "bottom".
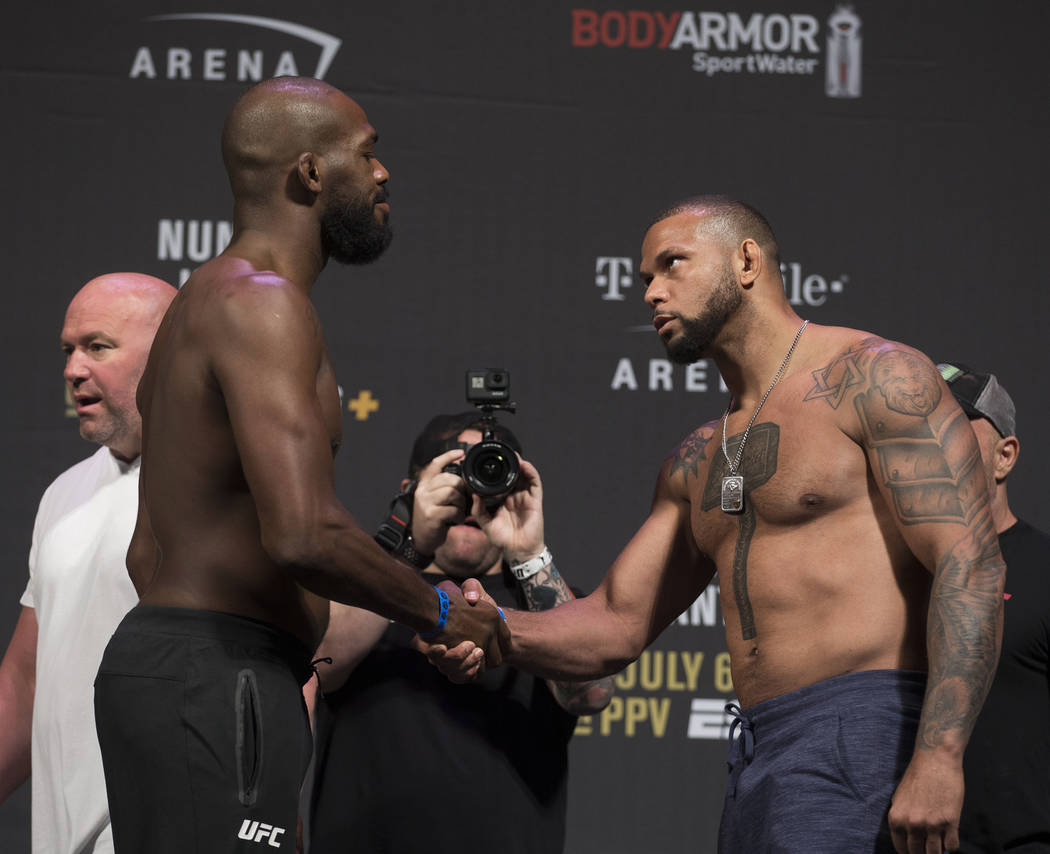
[{"left": 95, "top": 605, "right": 314, "bottom": 853}]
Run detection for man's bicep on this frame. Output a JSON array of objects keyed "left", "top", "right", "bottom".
[
  {"left": 852, "top": 344, "right": 995, "bottom": 571},
  {"left": 600, "top": 482, "right": 713, "bottom": 649},
  {"left": 875, "top": 423, "right": 986, "bottom": 565},
  {"left": 210, "top": 293, "right": 338, "bottom": 542}
]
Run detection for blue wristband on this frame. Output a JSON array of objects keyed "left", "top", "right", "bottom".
[{"left": 419, "top": 588, "right": 449, "bottom": 641}]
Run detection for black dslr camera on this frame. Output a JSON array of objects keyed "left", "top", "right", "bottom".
[{"left": 445, "top": 369, "right": 519, "bottom": 504}]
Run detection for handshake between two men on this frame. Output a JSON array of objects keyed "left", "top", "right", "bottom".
[
  {"left": 408, "top": 440, "right": 550, "bottom": 681},
  {"left": 349, "top": 409, "right": 615, "bottom": 712}
]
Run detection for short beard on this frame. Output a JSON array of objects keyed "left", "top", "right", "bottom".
[
  {"left": 321, "top": 191, "right": 393, "bottom": 265},
  {"left": 664, "top": 265, "right": 742, "bottom": 364},
  {"left": 79, "top": 409, "right": 133, "bottom": 452}
]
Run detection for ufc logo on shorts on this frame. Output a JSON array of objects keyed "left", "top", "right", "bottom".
[{"left": 237, "top": 819, "right": 286, "bottom": 847}]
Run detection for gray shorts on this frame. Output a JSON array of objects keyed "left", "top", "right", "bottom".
[{"left": 719, "top": 669, "right": 926, "bottom": 854}]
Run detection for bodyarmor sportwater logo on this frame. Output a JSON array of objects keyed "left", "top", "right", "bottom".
[
  {"left": 825, "top": 5, "right": 862, "bottom": 98},
  {"left": 130, "top": 13, "right": 342, "bottom": 81},
  {"left": 570, "top": 6, "right": 863, "bottom": 97}
]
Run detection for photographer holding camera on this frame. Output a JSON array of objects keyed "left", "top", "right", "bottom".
[{"left": 308, "top": 400, "right": 615, "bottom": 854}]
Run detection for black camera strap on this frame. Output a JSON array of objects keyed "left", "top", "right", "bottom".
[
  {"left": 374, "top": 483, "right": 433, "bottom": 570},
  {"left": 374, "top": 492, "right": 413, "bottom": 552}
]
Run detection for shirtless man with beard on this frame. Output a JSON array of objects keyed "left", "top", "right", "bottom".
[
  {"left": 93, "top": 77, "right": 506, "bottom": 854},
  {"left": 435, "top": 196, "right": 1004, "bottom": 854}
]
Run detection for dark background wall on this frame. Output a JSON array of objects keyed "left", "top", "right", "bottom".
[{"left": 2, "top": 2, "right": 1047, "bottom": 851}]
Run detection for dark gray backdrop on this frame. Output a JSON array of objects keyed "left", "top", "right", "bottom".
[{"left": 3, "top": 2, "right": 1048, "bottom": 851}]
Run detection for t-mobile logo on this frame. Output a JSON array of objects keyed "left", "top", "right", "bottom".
[
  {"left": 237, "top": 819, "right": 287, "bottom": 847},
  {"left": 596, "top": 256, "right": 633, "bottom": 300}
]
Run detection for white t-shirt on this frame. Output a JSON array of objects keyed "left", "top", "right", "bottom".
[{"left": 21, "top": 445, "right": 140, "bottom": 854}]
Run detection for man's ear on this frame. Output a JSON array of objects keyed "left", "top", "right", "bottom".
[
  {"left": 296, "top": 152, "right": 323, "bottom": 194},
  {"left": 994, "top": 435, "right": 1019, "bottom": 482},
  {"left": 737, "top": 238, "right": 764, "bottom": 287}
]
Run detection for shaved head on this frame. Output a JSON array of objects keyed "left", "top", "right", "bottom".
[
  {"left": 62, "top": 273, "right": 176, "bottom": 460},
  {"left": 221, "top": 77, "right": 367, "bottom": 203},
  {"left": 68, "top": 272, "right": 177, "bottom": 325},
  {"left": 651, "top": 195, "right": 781, "bottom": 266},
  {"left": 221, "top": 76, "right": 392, "bottom": 264}
]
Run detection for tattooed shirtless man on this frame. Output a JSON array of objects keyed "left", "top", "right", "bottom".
[{"left": 433, "top": 196, "right": 1005, "bottom": 854}]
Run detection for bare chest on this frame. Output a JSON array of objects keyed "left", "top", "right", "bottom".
[{"left": 687, "top": 407, "right": 870, "bottom": 557}]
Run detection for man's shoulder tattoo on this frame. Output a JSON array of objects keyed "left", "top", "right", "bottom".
[
  {"left": 866, "top": 347, "right": 942, "bottom": 417},
  {"left": 666, "top": 425, "right": 717, "bottom": 485},
  {"left": 803, "top": 336, "right": 912, "bottom": 410}
]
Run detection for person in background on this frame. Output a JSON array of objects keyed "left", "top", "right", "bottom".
[
  {"left": 939, "top": 362, "right": 1050, "bottom": 853},
  {"left": 310, "top": 411, "right": 614, "bottom": 853},
  {"left": 0, "top": 272, "right": 175, "bottom": 853}
]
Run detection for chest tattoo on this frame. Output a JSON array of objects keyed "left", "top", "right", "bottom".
[{"left": 701, "top": 422, "right": 780, "bottom": 640}]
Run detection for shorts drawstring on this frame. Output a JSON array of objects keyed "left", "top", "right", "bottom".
[
  {"left": 725, "top": 702, "right": 755, "bottom": 798},
  {"left": 310, "top": 657, "right": 333, "bottom": 698}
]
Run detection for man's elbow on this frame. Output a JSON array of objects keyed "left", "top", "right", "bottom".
[
  {"left": 259, "top": 509, "right": 350, "bottom": 576},
  {"left": 261, "top": 526, "right": 324, "bottom": 572},
  {"left": 566, "top": 678, "right": 617, "bottom": 716},
  {"left": 261, "top": 492, "right": 375, "bottom": 580}
]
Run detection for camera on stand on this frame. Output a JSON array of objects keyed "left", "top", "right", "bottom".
[{"left": 444, "top": 369, "right": 519, "bottom": 505}]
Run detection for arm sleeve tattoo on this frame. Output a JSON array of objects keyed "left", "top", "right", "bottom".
[
  {"left": 517, "top": 561, "right": 616, "bottom": 715},
  {"left": 808, "top": 340, "right": 1006, "bottom": 750}
]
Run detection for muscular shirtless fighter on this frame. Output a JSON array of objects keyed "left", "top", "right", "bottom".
[
  {"left": 92, "top": 77, "right": 506, "bottom": 854},
  {"left": 436, "top": 196, "right": 1005, "bottom": 854}
]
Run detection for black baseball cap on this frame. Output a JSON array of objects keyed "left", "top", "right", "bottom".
[
  {"left": 407, "top": 412, "right": 523, "bottom": 477},
  {"left": 937, "top": 362, "right": 1016, "bottom": 438}
]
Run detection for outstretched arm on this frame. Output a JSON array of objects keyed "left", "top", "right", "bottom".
[
  {"left": 462, "top": 452, "right": 715, "bottom": 684},
  {"left": 310, "top": 448, "right": 470, "bottom": 693},
  {"left": 473, "top": 460, "right": 615, "bottom": 714},
  {"left": 515, "top": 559, "right": 616, "bottom": 715},
  {"left": 211, "top": 276, "right": 507, "bottom": 657}
]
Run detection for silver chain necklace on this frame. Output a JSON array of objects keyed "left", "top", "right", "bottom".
[{"left": 719, "top": 319, "right": 808, "bottom": 513}]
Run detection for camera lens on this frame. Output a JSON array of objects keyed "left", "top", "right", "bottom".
[
  {"left": 462, "top": 440, "right": 519, "bottom": 498},
  {"left": 478, "top": 456, "right": 504, "bottom": 481}
]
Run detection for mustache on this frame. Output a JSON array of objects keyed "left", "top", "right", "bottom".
[{"left": 375, "top": 188, "right": 390, "bottom": 204}]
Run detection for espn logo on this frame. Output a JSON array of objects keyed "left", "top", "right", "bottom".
[{"left": 237, "top": 820, "right": 286, "bottom": 847}]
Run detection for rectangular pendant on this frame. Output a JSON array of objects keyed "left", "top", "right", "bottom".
[{"left": 721, "top": 475, "right": 744, "bottom": 513}]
